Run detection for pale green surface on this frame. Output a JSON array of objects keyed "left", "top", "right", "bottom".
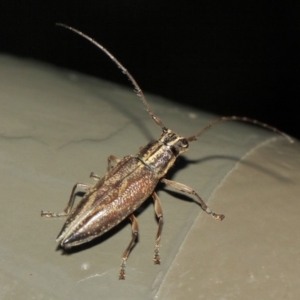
[{"left": 0, "top": 55, "right": 298, "bottom": 299}]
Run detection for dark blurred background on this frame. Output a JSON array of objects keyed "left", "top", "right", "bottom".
[{"left": 1, "top": 2, "right": 299, "bottom": 138}]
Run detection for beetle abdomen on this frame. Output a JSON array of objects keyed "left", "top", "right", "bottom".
[{"left": 57, "top": 156, "right": 159, "bottom": 248}]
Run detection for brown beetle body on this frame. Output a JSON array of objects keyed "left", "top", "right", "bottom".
[
  {"left": 41, "top": 24, "right": 293, "bottom": 279},
  {"left": 57, "top": 129, "right": 188, "bottom": 249}
]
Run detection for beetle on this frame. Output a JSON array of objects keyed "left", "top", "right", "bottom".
[{"left": 41, "top": 24, "right": 293, "bottom": 279}]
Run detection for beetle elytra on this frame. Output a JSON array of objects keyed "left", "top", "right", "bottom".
[{"left": 41, "top": 24, "right": 293, "bottom": 280}]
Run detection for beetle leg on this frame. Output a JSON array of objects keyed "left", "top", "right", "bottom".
[
  {"left": 89, "top": 172, "right": 101, "bottom": 181},
  {"left": 41, "top": 183, "right": 91, "bottom": 218},
  {"left": 119, "top": 214, "right": 139, "bottom": 280},
  {"left": 152, "top": 192, "right": 163, "bottom": 264},
  {"left": 161, "top": 178, "right": 225, "bottom": 220},
  {"left": 90, "top": 155, "right": 121, "bottom": 180},
  {"left": 108, "top": 155, "right": 121, "bottom": 171}
]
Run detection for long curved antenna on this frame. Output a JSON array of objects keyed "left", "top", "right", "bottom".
[
  {"left": 186, "top": 116, "right": 294, "bottom": 143},
  {"left": 56, "top": 23, "right": 167, "bottom": 131}
]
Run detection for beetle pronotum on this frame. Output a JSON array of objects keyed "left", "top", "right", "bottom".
[{"left": 41, "top": 24, "right": 293, "bottom": 279}]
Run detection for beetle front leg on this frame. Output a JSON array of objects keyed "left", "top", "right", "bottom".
[
  {"left": 41, "top": 183, "right": 91, "bottom": 218},
  {"left": 119, "top": 214, "right": 139, "bottom": 280},
  {"left": 152, "top": 192, "right": 163, "bottom": 264},
  {"left": 161, "top": 178, "right": 225, "bottom": 220}
]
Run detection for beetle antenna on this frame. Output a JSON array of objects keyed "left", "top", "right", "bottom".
[
  {"left": 56, "top": 23, "right": 167, "bottom": 131},
  {"left": 186, "top": 116, "right": 294, "bottom": 143}
]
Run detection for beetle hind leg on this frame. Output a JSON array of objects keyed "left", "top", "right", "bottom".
[
  {"left": 152, "top": 192, "right": 163, "bottom": 264},
  {"left": 119, "top": 214, "right": 139, "bottom": 280}
]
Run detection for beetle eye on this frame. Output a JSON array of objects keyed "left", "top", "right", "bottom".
[{"left": 181, "top": 139, "right": 188, "bottom": 147}]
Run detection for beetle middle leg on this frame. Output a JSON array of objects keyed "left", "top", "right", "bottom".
[
  {"left": 90, "top": 172, "right": 101, "bottom": 181},
  {"left": 41, "top": 183, "right": 91, "bottom": 218},
  {"left": 108, "top": 155, "right": 121, "bottom": 171},
  {"left": 119, "top": 214, "right": 139, "bottom": 280},
  {"left": 161, "top": 178, "right": 225, "bottom": 220},
  {"left": 152, "top": 192, "right": 163, "bottom": 264},
  {"left": 89, "top": 155, "right": 121, "bottom": 181},
  {"left": 42, "top": 155, "right": 121, "bottom": 218}
]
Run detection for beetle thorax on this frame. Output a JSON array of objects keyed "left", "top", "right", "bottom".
[{"left": 137, "top": 129, "right": 189, "bottom": 178}]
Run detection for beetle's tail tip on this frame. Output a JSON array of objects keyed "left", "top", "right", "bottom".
[{"left": 55, "top": 235, "right": 65, "bottom": 247}]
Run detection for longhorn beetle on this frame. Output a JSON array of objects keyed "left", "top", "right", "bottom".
[{"left": 41, "top": 23, "right": 294, "bottom": 280}]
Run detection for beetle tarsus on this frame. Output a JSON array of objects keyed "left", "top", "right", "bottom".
[
  {"left": 119, "top": 261, "right": 126, "bottom": 280},
  {"left": 153, "top": 247, "right": 161, "bottom": 264},
  {"left": 41, "top": 210, "right": 67, "bottom": 218},
  {"left": 211, "top": 212, "right": 225, "bottom": 220}
]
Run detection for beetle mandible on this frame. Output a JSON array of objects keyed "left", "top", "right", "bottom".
[{"left": 41, "top": 23, "right": 293, "bottom": 280}]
